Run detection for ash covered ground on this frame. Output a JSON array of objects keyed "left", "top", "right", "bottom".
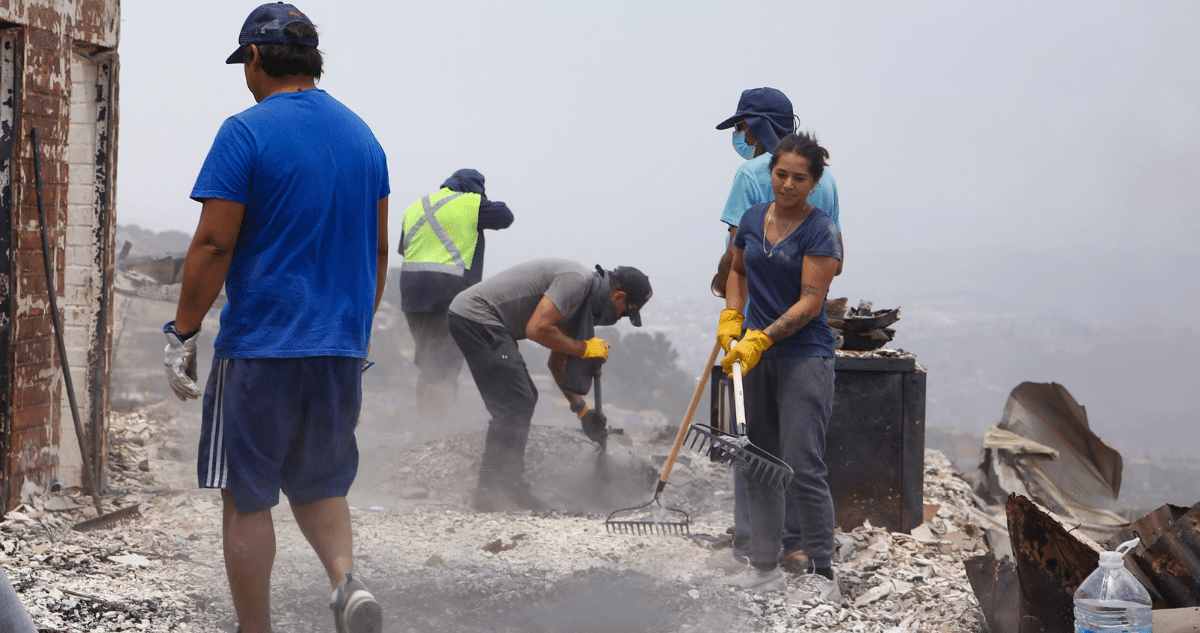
[
  {"left": 0, "top": 292, "right": 987, "bottom": 632},
  {"left": 3, "top": 404, "right": 987, "bottom": 633}
]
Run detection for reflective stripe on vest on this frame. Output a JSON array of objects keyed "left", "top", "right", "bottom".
[{"left": 400, "top": 189, "right": 480, "bottom": 277}]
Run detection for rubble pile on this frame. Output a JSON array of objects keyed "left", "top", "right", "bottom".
[{"left": 2, "top": 407, "right": 988, "bottom": 632}]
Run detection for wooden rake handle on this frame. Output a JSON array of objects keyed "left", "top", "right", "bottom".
[{"left": 658, "top": 340, "right": 723, "bottom": 488}]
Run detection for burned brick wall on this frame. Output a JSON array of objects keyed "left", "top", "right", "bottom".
[{"left": 0, "top": 0, "right": 120, "bottom": 514}]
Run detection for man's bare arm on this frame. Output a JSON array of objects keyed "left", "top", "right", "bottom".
[
  {"left": 527, "top": 298, "right": 591, "bottom": 404},
  {"left": 525, "top": 297, "right": 587, "bottom": 357},
  {"left": 710, "top": 226, "right": 739, "bottom": 298},
  {"left": 725, "top": 245, "right": 748, "bottom": 313},
  {"left": 374, "top": 196, "right": 389, "bottom": 314},
  {"left": 174, "top": 198, "right": 246, "bottom": 333},
  {"left": 547, "top": 350, "right": 585, "bottom": 407}
]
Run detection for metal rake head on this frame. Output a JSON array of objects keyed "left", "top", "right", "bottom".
[
  {"left": 684, "top": 424, "right": 793, "bottom": 490},
  {"left": 684, "top": 423, "right": 741, "bottom": 464},
  {"left": 605, "top": 517, "right": 691, "bottom": 536},
  {"left": 605, "top": 496, "right": 691, "bottom": 536},
  {"left": 741, "top": 442, "right": 794, "bottom": 490}
]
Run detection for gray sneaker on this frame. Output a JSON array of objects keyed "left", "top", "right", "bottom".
[
  {"left": 331, "top": 572, "right": 382, "bottom": 633},
  {"left": 721, "top": 566, "right": 786, "bottom": 593},
  {"left": 790, "top": 570, "right": 842, "bottom": 603},
  {"left": 706, "top": 550, "right": 749, "bottom": 575}
]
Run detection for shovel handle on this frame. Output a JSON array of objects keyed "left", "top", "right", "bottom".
[
  {"left": 660, "top": 340, "right": 723, "bottom": 485},
  {"left": 730, "top": 359, "right": 746, "bottom": 436}
]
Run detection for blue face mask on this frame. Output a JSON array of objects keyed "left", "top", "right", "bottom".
[{"left": 732, "top": 130, "right": 757, "bottom": 160}]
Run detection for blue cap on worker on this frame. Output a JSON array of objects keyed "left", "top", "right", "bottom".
[
  {"left": 226, "top": 2, "right": 318, "bottom": 64},
  {"left": 714, "top": 87, "right": 795, "bottom": 154}
]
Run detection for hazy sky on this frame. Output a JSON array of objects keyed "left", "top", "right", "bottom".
[
  {"left": 115, "top": 2, "right": 1200, "bottom": 457},
  {"left": 118, "top": 0, "right": 1200, "bottom": 289}
]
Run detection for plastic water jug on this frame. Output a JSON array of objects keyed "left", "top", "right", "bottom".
[{"left": 1073, "top": 537, "right": 1152, "bottom": 633}]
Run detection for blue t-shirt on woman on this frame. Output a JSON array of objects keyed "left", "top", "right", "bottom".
[
  {"left": 732, "top": 202, "right": 842, "bottom": 358},
  {"left": 191, "top": 89, "right": 390, "bottom": 359}
]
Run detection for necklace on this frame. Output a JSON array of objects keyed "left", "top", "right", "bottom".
[{"left": 763, "top": 203, "right": 803, "bottom": 258}]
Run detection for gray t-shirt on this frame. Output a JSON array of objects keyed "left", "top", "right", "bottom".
[{"left": 448, "top": 258, "right": 593, "bottom": 338}]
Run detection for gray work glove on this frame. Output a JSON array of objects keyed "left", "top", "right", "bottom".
[{"left": 163, "top": 321, "right": 201, "bottom": 401}]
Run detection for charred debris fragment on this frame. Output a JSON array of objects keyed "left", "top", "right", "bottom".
[
  {"left": 962, "top": 382, "right": 1200, "bottom": 633},
  {"left": 827, "top": 297, "right": 902, "bottom": 351}
]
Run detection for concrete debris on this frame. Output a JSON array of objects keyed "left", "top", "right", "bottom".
[{"left": 2, "top": 407, "right": 990, "bottom": 632}]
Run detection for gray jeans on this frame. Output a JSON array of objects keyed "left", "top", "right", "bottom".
[{"left": 739, "top": 356, "right": 836, "bottom": 570}]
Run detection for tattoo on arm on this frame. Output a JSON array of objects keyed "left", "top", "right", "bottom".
[
  {"left": 800, "top": 283, "right": 823, "bottom": 297},
  {"left": 765, "top": 309, "right": 817, "bottom": 342}
]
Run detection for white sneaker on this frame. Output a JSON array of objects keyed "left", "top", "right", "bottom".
[
  {"left": 706, "top": 550, "right": 749, "bottom": 575},
  {"left": 790, "top": 570, "right": 842, "bottom": 603},
  {"left": 721, "top": 566, "right": 786, "bottom": 593}
]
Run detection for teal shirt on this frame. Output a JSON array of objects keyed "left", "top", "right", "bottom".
[{"left": 720, "top": 154, "right": 840, "bottom": 231}]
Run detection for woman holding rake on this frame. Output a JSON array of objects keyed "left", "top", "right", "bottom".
[{"left": 717, "top": 132, "right": 843, "bottom": 600}]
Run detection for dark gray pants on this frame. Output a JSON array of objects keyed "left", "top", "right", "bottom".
[
  {"left": 448, "top": 314, "right": 539, "bottom": 482},
  {"left": 732, "top": 462, "right": 805, "bottom": 558},
  {"left": 740, "top": 356, "right": 836, "bottom": 570}
]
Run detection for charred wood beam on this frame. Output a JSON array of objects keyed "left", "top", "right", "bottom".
[{"left": 1006, "top": 492, "right": 1105, "bottom": 633}]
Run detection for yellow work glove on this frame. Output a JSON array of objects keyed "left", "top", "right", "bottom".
[
  {"left": 581, "top": 337, "right": 610, "bottom": 360},
  {"left": 716, "top": 309, "right": 744, "bottom": 352},
  {"left": 722, "top": 329, "right": 774, "bottom": 375}
]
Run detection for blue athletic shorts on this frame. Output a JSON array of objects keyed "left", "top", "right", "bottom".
[{"left": 197, "top": 356, "right": 362, "bottom": 513}]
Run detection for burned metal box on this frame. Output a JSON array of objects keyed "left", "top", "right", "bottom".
[
  {"left": 710, "top": 353, "right": 926, "bottom": 533},
  {"left": 827, "top": 354, "right": 926, "bottom": 533}
]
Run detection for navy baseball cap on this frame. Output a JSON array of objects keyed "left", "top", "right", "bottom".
[
  {"left": 226, "top": 3, "right": 318, "bottom": 64},
  {"left": 609, "top": 266, "right": 652, "bottom": 327},
  {"left": 714, "top": 87, "right": 795, "bottom": 154}
]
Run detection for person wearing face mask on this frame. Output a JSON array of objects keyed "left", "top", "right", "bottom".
[
  {"left": 712, "top": 88, "right": 842, "bottom": 296},
  {"left": 709, "top": 88, "right": 843, "bottom": 579},
  {"left": 446, "top": 259, "right": 652, "bottom": 511}
]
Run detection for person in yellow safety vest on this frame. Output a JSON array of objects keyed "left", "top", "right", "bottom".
[{"left": 399, "top": 169, "right": 513, "bottom": 420}]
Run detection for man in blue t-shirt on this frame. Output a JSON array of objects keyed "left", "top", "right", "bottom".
[
  {"left": 710, "top": 88, "right": 844, "bottom": 578},
  {"left": 162, "top": 5, "right": 387, "bottom": 633}
]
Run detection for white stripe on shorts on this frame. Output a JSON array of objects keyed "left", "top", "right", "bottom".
[{"left": 205, "top": 358, "right": 229, "bottom": 489}]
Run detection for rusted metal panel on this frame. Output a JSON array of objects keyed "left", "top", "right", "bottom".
[
  {"left": 1108, "top": 503, "right": 1188, "bottom": 609},
  {"left": 964, "top": 553, "right": 1019, "bottom": 633},
  {"left": 966, "top": 382, "right": 1127, "bottom": 540},
  {"left": 1006, "top": 492, "right": 1106, "bottom": 633},
  {"left": 1136, "top": 504, "right": 1200, "bottom": 608}
]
